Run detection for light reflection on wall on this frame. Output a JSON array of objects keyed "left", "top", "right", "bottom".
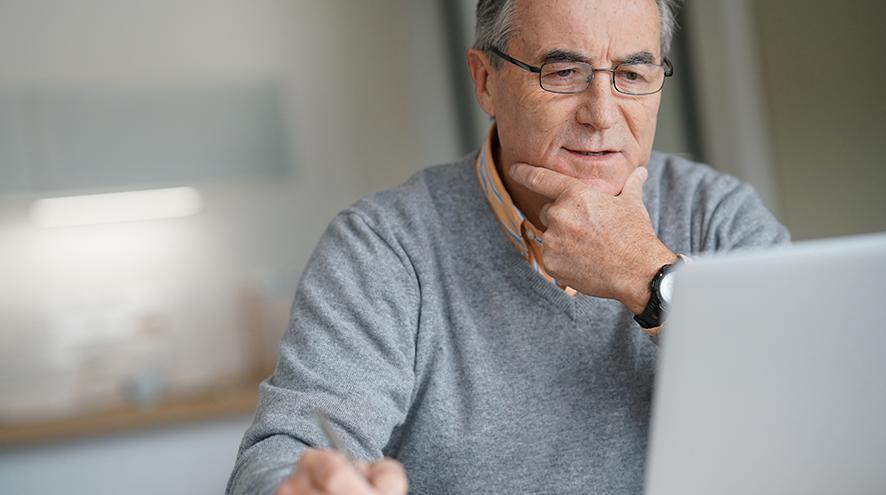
[
  {"left": 0, "top": 0, "right": 459, "bottom": 449},
  {"left": 0, "top": 207, "right": 247, "bottom": 422},
  {"left": 0, "top": 1, "right": 460, "bottom": 493},
  {"left": 30, "top": 187, "right": 203, "bottom": 228}
]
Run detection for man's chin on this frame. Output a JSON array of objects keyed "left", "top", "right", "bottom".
[{"left": 578, "top": 177, "right": 621, "bottom": 196}]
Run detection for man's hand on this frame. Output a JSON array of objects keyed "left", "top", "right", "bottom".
[
  {"left": 509, "top": 163, "right": 677, "bottom": 315},
  {"left": 276, "top": 449, "right": 408, "bottom": 495}
]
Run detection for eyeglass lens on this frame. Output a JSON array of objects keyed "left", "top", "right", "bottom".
[{"left": 539, "top": 61, "right": 666, "bottom": 95}]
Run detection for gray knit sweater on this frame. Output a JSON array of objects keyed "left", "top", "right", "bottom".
[{"left": 226, "top": 151, "right": 789, "bottom": 495}]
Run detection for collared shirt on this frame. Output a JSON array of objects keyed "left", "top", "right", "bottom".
[{"left": 475, "top": 124, "right": 578, "bottom": 297}]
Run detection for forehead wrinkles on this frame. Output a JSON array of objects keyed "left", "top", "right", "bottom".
[{"left": 509, "top": 0, "right": 660, "bottom": 60}]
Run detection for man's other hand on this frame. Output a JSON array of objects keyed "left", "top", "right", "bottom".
[
  {"left": 275, "top": 449, "right": 408, "bottom": 495},
  {"left": 509, "top": 162, "right": 676, "bottom": 315}
]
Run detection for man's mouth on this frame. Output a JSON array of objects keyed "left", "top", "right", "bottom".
[{"left": 565, "top": 148, "right": 619, "bottom": 157}]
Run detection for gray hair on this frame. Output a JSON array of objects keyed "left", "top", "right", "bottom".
[{"left": 473, "top": 0, "right": 684, "bottom": 67}]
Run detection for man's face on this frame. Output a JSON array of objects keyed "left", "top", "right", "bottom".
[{"left": 487, "top": 0, "right": 663, "bottom": 196}]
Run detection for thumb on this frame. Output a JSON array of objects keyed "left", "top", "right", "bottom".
[
  {"left": 619, "top": 166, "right": 648, "bottom": 200},
  {"left": 367, "top": 458, "right": 408, "bottom": 495}
]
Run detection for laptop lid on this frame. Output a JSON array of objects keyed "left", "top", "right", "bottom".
[{"left": 645, "top": 233, "right": 886, "bottom": 495}]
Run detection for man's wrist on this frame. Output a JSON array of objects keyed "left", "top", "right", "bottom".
[{"left": 622, "top": 243, "right": 679, "bottom": 315}]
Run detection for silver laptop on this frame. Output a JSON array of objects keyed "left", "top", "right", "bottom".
[{"left": 645, "top": 233, "right": 886, "bottom": 495}]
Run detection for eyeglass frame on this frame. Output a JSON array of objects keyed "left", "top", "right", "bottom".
[{"left": 489, "top": 46, "right": 674, "bottom": 96}]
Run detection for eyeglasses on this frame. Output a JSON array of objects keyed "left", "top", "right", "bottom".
[{"left": 490, "top": 47, "right": 673, "bottom": 96}]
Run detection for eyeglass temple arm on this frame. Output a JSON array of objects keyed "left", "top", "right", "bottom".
[
  {"left": 490, "top": 47, "right": 541, "bottom": 73},
  {"left": 663, "top": 58, "right": 674, "bottom": 76}
]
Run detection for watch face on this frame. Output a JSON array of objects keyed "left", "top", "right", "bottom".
[{"left": 660, "top": 271, "right": 675, "bottom": 305}]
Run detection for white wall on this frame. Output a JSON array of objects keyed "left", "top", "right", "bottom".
[
  {"left": 683, "top": 0, "right": 781, "bottom": 214},
  {"left": 683, "top": 0, "right": 886, "bottom": 238},
  {"left": 751, "top": 0, "right": 886, "bottom": 240},
  {"left": 0, "top": 0, "right": 462, "bottom": 407},
  {"left": 0, "top": 1, "right": 461, "bottom": 492}
]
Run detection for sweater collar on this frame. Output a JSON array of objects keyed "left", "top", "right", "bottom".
[{"left": 475, "top": 124, "right": 576, "bottom": 296}]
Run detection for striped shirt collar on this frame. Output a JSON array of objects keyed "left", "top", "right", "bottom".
[{"left": 475, "top": 124, "right": 577, "bottom": 296}]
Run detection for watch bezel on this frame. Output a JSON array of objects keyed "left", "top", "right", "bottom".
[{"left": 634, "top": 259, "right": 681, "bottom": 329}]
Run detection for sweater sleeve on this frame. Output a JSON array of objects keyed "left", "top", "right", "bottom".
[
  {"left": 226, "top": 210, "right": 419, "bottom": 495},
  {"left": 699, "top": 177, "right": 791, "bottom": 252},
  {"left": 650, "top": 169, "right": 791, "bottom": 345}
]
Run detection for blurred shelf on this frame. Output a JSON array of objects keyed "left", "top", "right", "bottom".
[{"left": 0, "top": 386, "right": 259, "bottom": 449}]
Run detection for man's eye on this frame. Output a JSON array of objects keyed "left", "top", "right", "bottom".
[
  {"left": 616, "top": 66, "right": 653, "bottom": 84},
  {"left": 620, "top": 70, "right": 640, "bottom": 81},
  {"left": 543, "top": 65, "right": 582, "bottom": 80}
]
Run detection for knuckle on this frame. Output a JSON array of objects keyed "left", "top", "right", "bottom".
[
  {"left": 526, "top": 169, "right": 545, "bottom": 189},
  {"left": 546, "top": 205, "right": 569, "bottom": 227},
  {"left": 371, "top": 459, "right": 409, "bottom": 494},
  {"left": 560, "top": 185, "right": 576, "bottom": 198},
  {"left": 301, "top": 448, "right": 320, "bottom": 463},
  {"left": 570, "top": 188, "right": 589, "bottom": 205},
  {"left": 277, "top": 469, "right": 309, "bottom": 495},
  {"left": 383, "top": 458, "right": 408, "bottom": 477},
  {"left": 320, "top": 468, "right": 351, "bottom": 491},
  {"left": 299, "top": 448, "right": 328, "bottom": 470},
  {"left": 302, "top": 449, "right": 347, "bottom": 489}
]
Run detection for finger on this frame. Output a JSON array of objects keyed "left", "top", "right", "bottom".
[
  {"left": 275, "top": 472, "right": 314, "bottom": 495},
  {"left": 301, "top": 449, "right": 374, "bottom": 494},
  {"left": 279, "top": 455, "right": 319, "bottom": 495},
  {"left": 539, "top": 202, "right": 552, "bottom": 227},
  {"left": 274, "top": 479, "right": 296, "bottom": 495},
  {"left": 354, "top": 459, "right": 370, "bottom": 478},
  {"left": 618, "top": 166, "right": 648, "bottom": 200},
  {"left": 367, "top": 458, "right": 409, "bottom": 495},
  {"left": 509, "top": 163, "right": 582, "bottom": 199}
]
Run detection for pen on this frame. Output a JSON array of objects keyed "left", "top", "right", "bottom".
[{"left": 313, "top": 409, "right": 360, "bottom": 471}]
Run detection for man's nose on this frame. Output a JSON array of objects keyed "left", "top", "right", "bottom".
[{"left": 575, "top": 71, "right": 619, "bottom": 130}]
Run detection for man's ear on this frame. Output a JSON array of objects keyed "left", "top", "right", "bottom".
[{"left": 467, "top": 48, "right": 496, "bottom": 118}]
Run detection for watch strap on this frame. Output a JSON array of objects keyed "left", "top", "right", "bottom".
[{"left": 634, "top": 261, "right": 679, "bottom": 329}]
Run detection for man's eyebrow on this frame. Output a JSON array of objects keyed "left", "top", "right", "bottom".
[
  {"left": 618, "top": 51, "right": 658, "bottom": 65},
  {"left": 539, "top": 49, "right": 660, "bottom": 65},
  {"left": 539, "top": 49, "right": 591, "bottom": 65}
]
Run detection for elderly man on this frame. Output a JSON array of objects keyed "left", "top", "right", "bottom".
[{"left": 227, "top": 0, "right": 788, "bottom": 494}]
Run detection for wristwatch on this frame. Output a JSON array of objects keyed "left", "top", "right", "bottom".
[{"left": 633, "top": 260, "right": 681, "bottom": 329}]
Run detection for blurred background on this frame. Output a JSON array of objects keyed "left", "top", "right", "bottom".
[{"left": 0, "top": 1, "right": 883, "bottom": 494}]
